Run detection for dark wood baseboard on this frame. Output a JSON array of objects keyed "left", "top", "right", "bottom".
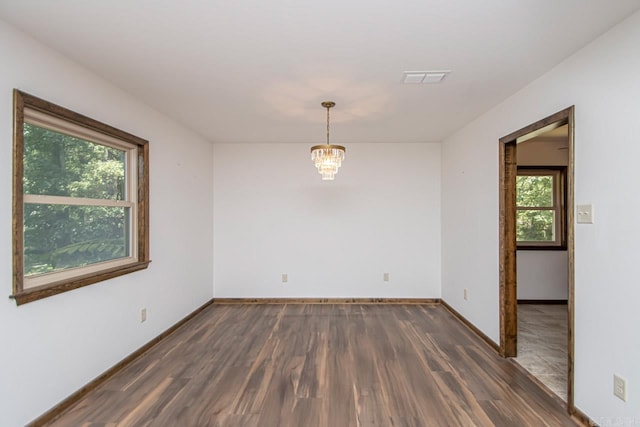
[
  {"left": 570, "top": 405, "right": 597, "bottom": 426},
  {"left": 518, "top": 299, "right": 568, "bottom": 305},
  {"left": 510, "top": 359, "right": 594, "bottom": 426},
  {"left": 510, "top": 359, "right": 567, "bottom": 403},
  {"left": 212, "top": 297, "right": 441, "bottom": 304},
  {"left": 440, "top": 299, "right": 501, "bottom": 353},
  {"left": 27, "top": 298, "right": 215, "bottom": 427}
]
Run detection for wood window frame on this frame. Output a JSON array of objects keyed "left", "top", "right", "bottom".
[
  {"left": 11, "top": 90, "right": 150, "bottom": 305},
  {"left": 516, "top": 166, "right": 567, "bottom": 250}
]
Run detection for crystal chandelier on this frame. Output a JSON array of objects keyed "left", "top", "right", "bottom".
[{"left": 311, "top": 101, "right": 346, "bottom": 180}]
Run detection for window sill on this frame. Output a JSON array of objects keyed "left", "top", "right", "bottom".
[{"left": 10, "top": 260, "right": 151, "bottom": 306}]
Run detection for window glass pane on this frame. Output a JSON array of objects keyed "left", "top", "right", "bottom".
[
  {"left": 516, "top": 175, "right": 553, "bottom": 207},
  {"left": 516, "top": 209, "right": 555, "bottom": 242},
  {"left": 24, "top": 204, "right": 130, "bottom": 277},
  {"left": 23, "top": 123, "right": 126, "bottom": 200}
]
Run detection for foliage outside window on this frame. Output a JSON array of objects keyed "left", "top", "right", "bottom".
[
  {"left": 11, "top": 90, "right": 150, "bottom": 305},
  {"left": 516, "top": 167, "right": 566, "bottom": 249}
]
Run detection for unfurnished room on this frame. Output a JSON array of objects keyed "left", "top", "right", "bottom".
[{"left": 1, "top": 1, "right": 639, "bottom": 426}]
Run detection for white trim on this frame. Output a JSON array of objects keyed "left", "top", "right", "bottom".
[
  {"left": 125, "top": 146, "right": 138, "bottom": 259},
  {"left": 24, "top": 257, "right": 138, "bottom": 290},
  {"left": 24, "top": 108, "right": 135, "bottom": 151},
  {"left": 24, "top": 194, "right": 134, "bottom": 208}
]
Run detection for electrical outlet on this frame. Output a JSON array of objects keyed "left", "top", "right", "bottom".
[
  {"left": 383, "top": 272, "right": 390, "bottom": 282},
  {"left": 140, "top": 308, "right": 147, "bottom": 323},
  {"left": 464, "top": 289, "right": 468, "bottom": 300},
  {"left": 614, "top": 374, "right": 627, "bottom": 402},
  {"left": 282, "top": 273, "right": 288, "bottom": 283}
]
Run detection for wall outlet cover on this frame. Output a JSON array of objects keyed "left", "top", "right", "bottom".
[{"left": 614, "top": 374, "right": 627, "bottom": 402}]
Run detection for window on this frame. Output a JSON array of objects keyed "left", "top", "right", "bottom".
[
  {"left": 516, "top": 167, "right": 566, "bottom": 249},
  {"left": 11, "top": 90, "right": 150, "bottom": 305},
  {"left": 516, "top": 166, "right": 566, "bottom": 249}
]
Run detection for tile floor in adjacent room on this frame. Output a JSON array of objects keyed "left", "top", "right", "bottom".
[{"left": 516, "top": 304, "right": 568, "bottom": 401}]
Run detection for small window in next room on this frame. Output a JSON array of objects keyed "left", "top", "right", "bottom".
[
  {"left": 11, "top": 90, "right": 150, "bottom": 305},
  {"left": 516, "top": 167, "right": 566, "bottom": 249}
]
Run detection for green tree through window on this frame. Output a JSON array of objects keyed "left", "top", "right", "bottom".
[
  {"left": 11, "top": 90, "right": 149, "bottom": 305},
  {"left": 23, "top": 124, "right": 129, "bottom": 275},
  {"left": 516, "top": 168, "right": 565, "bottom": 248}
]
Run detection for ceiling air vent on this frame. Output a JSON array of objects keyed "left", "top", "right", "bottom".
[{"left": 402, "top": 70, "right": 450, "bottom": 84}]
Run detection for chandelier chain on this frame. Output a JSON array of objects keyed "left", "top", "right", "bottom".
[{"left": 326, "top": 105, "right": 330, "bottom": 145}]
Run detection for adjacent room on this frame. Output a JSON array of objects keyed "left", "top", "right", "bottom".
[
  {"left": 514, "top": 124, "right": 571, "bottom": 401},
  {"left": 1, "top": 1, "right": 639, "bottom": 426}
]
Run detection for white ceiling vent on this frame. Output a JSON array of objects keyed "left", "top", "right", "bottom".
[
  {"left": 403, "top": 72, "right": 427, "bottom": 84},
  {"left": 402, "top": 70, "right": 450, "bottom": 84}
]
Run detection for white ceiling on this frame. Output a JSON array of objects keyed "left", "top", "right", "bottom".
[{"left": 1, "top": 1, "right": 639, "bottom": 144}]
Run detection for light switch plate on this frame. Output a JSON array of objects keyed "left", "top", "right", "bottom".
[{"left": 577, "top": 204, "right": 594, "bottom": 224}]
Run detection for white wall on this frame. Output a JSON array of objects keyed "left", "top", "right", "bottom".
[
  {"left": 213, "top": 143, "right": 440, "bottom": 299},
  {"left": 442, "top": 10, "right": 640, "bottom": 422},
  {"left": 517, "top": 251, "right": 568, "bottom": 300},
  {"left": 0, "top": 20, "right": 214, "bottom": 427}
]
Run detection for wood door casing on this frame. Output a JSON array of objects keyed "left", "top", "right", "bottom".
[{"left": 498, "top": 106, "right": 575, "bottom": 411}]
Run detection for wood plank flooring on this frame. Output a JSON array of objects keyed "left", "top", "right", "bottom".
[{"left": 46, "top": 304, "right": 577, "bottom": 426}]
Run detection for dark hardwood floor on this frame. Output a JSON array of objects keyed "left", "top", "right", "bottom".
[{"left": 46, "top": 304, "right": 577, "bottom": 426}]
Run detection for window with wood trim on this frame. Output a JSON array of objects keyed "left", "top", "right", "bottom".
[
  {"left": 11, "top": 90, "right": 150, "bottom": 305},
  {"left": 516, "top": 167, "right": 566, "bottom": 249}
]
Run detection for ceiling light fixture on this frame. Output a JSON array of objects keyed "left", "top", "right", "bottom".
[{"left": 311, "top": 101, "right": 345, "bottom": 181}]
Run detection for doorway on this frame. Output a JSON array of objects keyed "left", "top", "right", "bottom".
[{"left": 499, "top": 106, "right": 575, "bottom": 410}]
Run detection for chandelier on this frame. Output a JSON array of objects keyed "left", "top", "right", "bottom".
[{"left": 311, "top": 101, "right": 346, "bottom": 180}]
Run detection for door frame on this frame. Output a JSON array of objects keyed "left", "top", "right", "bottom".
[{"left": 498, "top": 106, "right": 575, "bottom": 409}]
